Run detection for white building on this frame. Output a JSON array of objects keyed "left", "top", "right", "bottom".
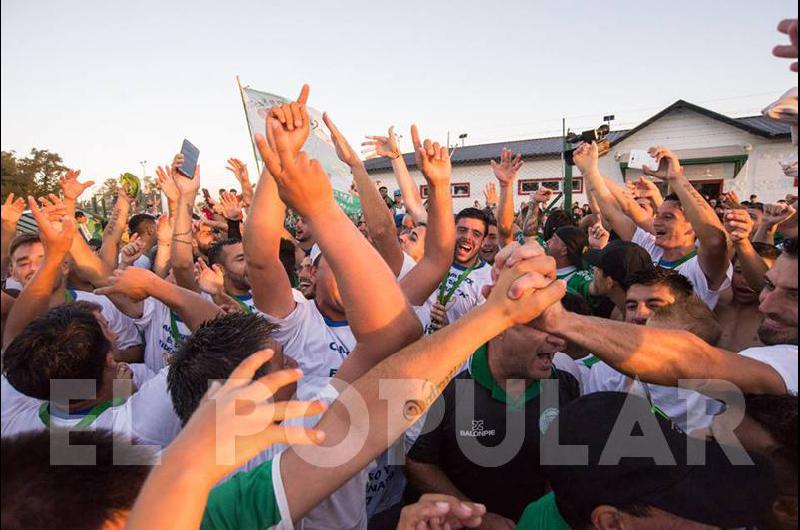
[{"left": 365, "top": 100, "right": 797, "bottom": 211}]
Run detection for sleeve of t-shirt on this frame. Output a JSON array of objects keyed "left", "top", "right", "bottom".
[
  {"left": 632, "top": 227, "right": 659, "bottom": 262},
  {"left": 133, "top": 297, "right": 159, "bottom": 329},
  {"left": 255, "top": 292, "right": 309, "bottom": 350},
  {"left": 201, "top": 459, "right": 290, "bottom": 530},
  {"left": 679, "top": 256, "right": 733, "bottom": 305},
  {"left": 739, "top": 345, "right": 799, "bottom": 394},
  {"left": 100, "top": 298, "right": 143, "bottom": 350},
  {"left": 407, "top": 386, "right": 451, "bottom": 465},
  {"left": 566, "top": 270, "right": 594, "bottom": 301},
  {"left": 585, "top": 362, "right": 627, "bottom": 394},
  {"left": 398, "top": 252, "right": 417, "bottom": 280}
]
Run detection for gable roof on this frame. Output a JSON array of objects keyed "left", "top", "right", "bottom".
[{"left": 364, "top": 100, "right": 792, "bottom": 173}]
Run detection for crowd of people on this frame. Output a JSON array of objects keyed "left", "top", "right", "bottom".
[{"left": 0, "top": 17, "right": 798, "bottom": 530}]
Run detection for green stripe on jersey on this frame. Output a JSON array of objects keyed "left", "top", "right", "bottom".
[{"left": 201, "top": 459, "right": 282, "bottom": 529}]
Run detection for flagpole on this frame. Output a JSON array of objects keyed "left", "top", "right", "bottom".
[{"left": 236, "top": 75, "right": 262, "bottom": 173}]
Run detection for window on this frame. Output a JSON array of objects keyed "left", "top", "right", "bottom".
[
  {"left": 420, "top": 183, "right": 472, "bottom": 198},
  {"left": 518, "top": 178, "right": 583, "bottom": 195}
]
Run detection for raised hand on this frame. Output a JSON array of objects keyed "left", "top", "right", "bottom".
[
  {"left": 533, "top": 188, "right": 555, "bottom": 204},
  {"left": 490, "top": 148, "right": 523, "bottom": 187},
  {"left": 195, "top": 258, "right": 225, "bottom": 296},
  {"left": 630, "top": 176, "right": 662, "bottom": 200},
  {"left": 59, "top": 169, "right": 94, "bottom": 201},
  {"left": 1, "top": 193, "right": 26, "bottom": 228},
  {"left": 156, "top": 164, "right": 180, "bottom": 204},
  {"left": 484, "top": 182, "right": 499, "bottom": 207},
  {"left": 397, "top": 494, "right": 485, "bottom": 530},
  {"left": 225, "top": 158, "right": 253, "bottom": 207},
  {"left": 219, "top": 191, "right": 243, "bottom": 221},
  {"left": 762, "top": 202, "right": 797, "bottom": 227},
  {"left": 572, "top": 142, "right": 600, "bottom": 177},
  {"left": 774, "top": 19, "right": 799, "bottom": 72},
  {"left": 156, "top": 214, "right": 173, "bottom": 245},
  {"left": 410, "top": 124, "right": 451, "bottom": 186},
  {"left": 120, "top": 233, "right": 146, "bottom": 268},
  {"left": 362, "top": 126, "right": 401, "bottom": 160},
  {"left": 267, "top": 120, "right": 335, "bottom": 218},
  {"left": 167, "top": 349, "right": 325, "bottom": 479},
  {"left": 171, "top": 153, "right": 201, "bottom": 198},
  {"left": 724, "top": 208, "right": 755, "bottom": 242},
  {"left": 588, "top": 222, "right": 610, "bottom": 250},
  {"left": 642, "top": 146, "right": 683, "bottom": 180},
  {"left": 721, "top": 191, "right": 744, "bottom": 210},
  {"left": 94, "top": 267, "right": 159, "bottom": 301},
  {"left": 27, "top": 196, "right": 76, "bottom": 259},
  {"left": 255, "top": 85, "right": 311, "bottom": 178},
  {"left": 428, "top": 301, "right": 450, "bottom": 332},
  {"left": 37, "top": 194, "right": 68, "bottom": 224},
  {"left": 323, "top": 112, "right": 362, "bottom": 169}
]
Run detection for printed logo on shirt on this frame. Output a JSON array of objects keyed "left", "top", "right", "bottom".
[
  {"left": 329, "top": 341, "right": 350, "bottom": 359},
  {"left": 459, "top": 419, "right": 496, "bottom": 438},
  {"left": 539, "top": 408, "right": 560, "bottom": 434}
]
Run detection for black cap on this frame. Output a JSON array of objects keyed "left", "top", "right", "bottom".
[
  {"left": 542, "top": 392, "right": 776, "bottom": 528},
  {"left": 554, "top": 226, "right": 589, "bottom": 269},
  {"left": 585, "top": 240, "right": 653, "bottom": 285}
]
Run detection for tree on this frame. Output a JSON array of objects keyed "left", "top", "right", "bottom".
[
  {"left": 1, "top": 148, "right": 69, "bottom": 200},
  {"left": 1, "top": 151, "right": 34, "bottom": 200}
]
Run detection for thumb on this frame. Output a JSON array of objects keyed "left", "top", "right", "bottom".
[{"left": 93, "top": 285, "right": 116, "bottom": 296}]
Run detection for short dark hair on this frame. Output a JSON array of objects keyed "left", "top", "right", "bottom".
[
  {"left": 562, "top": 292, "right": 592, "bottom": 316},
  {"left": 782, "top": 237, "right": 798, "bottom": 258},
  {"left": 75, "top": 211, "right": 87, "bottom": 219},
  {"left": 749, "top": 242, "right": 782, "bottom": 261},
  {"left": 2, "top": 304, "right": 111, "bottom": 400},
  {"left": 168, "top": 313, "right": 278, "bottom": 425},
  {"left": 662, "top": 193, "right": 683, "bottom": 209},
  {"left": 543, "top": 209, "right": 574, "bottom": 241},
  {"left": 650, "top": 295, "right": 723, "bottom": 345},
  {"left": 128, "top": 213, "right": 156, "bottom": 235},
  {"left": 622, "top": 267, "right": 694, "bottom": 298},
  {"left": 1, "top": 429, "right": 154, "bottom": 530},
  {"left": 207, "top": 238, "right": 242, "bottom": 267},
  {"left": 455, "top": 207, "right": 489, "bottom": 236},
  {"left": 279, "top": 238, "right": 298, "bottom": 286},
  {"left": 744, "top": 394, "right": 798, "bottom": 497},
  {"left": 8, "top": 233, "right": 41, "bottom": 259},
  {"left": 747, "top": 202, "right": 765, "bottom": 212}
]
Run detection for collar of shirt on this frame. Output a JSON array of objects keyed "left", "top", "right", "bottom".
[{"left": 469, "top": 345, "right": 551, "bottom": 410}]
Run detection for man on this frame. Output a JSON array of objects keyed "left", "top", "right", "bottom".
[
  {"left": 427, "top": 207, "right": 494, "bottom": 332},
  {"left": 480, "top": 218, "right": 500, "bottom": 264},
  {"left": 392, "top": 189, "right": 405, "bottom": 215},
  {"left": 74, "top": 210, "right": 92, "bottom": 241},
  {"left": 582, "top": 240, "right": 653, "bottom": 318},
  {"left": 622, "top": 267, "right": 694, "bottom": 325},
  {"left": 747, "top": 201, "right": 766, "bottom": 238},
  {"left": 516, "top": 392, "right": 776, "bottom": 529},
  {"left": 399, "top": 223, "right": 427, "bottom": 263},
  {"left": 379, "top": 186, "right": 394, "bottom": 209},
  {"left": 406, "top": 321, "right": 580, "bottom": 524},
  {"left": 715, "top": 243, "right": 782, "bottom": 351},
  {"left": 126, "top": 213, "right": 157, "bottom": 269},
  {"left": 546, "top": 225, "right": 595, "bottom": 297},
  {"left": 576, "top": 142, "right": 733, "bottom": 309},
  {"left": 296, "top": 254, "right": 316, "bottom": 299},
  {"left": 205, "top": 238, "right": 254, "bottom": 312},
  {"left": 294, "top": 216, "right": 316, "bottom": 255},
  {"left": 533, "top": 237, "right": 799, "bottom": 397}
]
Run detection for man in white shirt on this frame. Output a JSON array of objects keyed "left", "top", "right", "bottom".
[
  {"left": 125, "top": 214, "right": 157, "bottom": 269},
  {"left": 575, "top": 142, "right": 733, "bottom": 309}
]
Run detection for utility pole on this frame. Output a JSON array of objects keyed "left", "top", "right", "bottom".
[{"left": 562, "top": 118, "right": 573, "bottom": 213}]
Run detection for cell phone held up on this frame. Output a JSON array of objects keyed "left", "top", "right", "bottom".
[{"left": 177, "top": 139, "right": 200, "bottom": 178}]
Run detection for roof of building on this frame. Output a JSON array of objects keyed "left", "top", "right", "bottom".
[{"left": 364, "top": 99, "right": 793, "bottom": 173}]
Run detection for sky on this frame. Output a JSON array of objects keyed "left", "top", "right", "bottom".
[{"left": 1, "top": 0, "right": 797, "bottom": 194}]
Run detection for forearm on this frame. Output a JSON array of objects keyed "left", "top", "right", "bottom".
[
  {"left": 98, "top": 199, "right": 130, "bottom": 269},
  {"left": 734, "top": 239, "right": 770, "bottom": 291},
  {"left": 400, "top": 181, "right": 455, "bottom": 305},
  {"left": 153, "top": 241, "right": 172, "bottom": 278},
  {"left": 148, "top": 276, "right": 222, "bottom": 331},
  {"left": 351, "top": 163, "right": 404, "bottom": 275},
  {"left": 672, "top": 176, "right": 730, "bottom": 248},
  {"left": 522, "top": 203, "right": 540, "bottom": 238},
  {"left": 607, "top": 180, "right": 654, "bottom": 234},
  {"left": 1, "top": 222, "right": 17, "bottom": 277},
  {"left": 584, "top": 170, "right": 636, "bottom": 240},
  {"left": 171, "top": 196, "right": 200, "bottom": 292},
  {"left": 393, "top": 157, "right": 427, "bottom": 224},
  {"left": 753, "top": 223, "right": 777, "bottom": 245},
  {"left": 2, "top": 257, "right": 61, "bottom": 349},
  {"left": 406, "top": 460, "right": 472, "bottom": 501},
  {"left": 284, "top": 304, "right": 509, "bottom": 521},
  {"left": 70, "top": 235, "right": 113, "bottom": 287},
  {"left": 497, "top": 184, "right": 516, "bottom": 244}
]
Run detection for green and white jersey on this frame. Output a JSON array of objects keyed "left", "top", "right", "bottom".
[
  {"left": 202, "top": 456, "right": 293, "bottom": 530},
  {"left": 516, "top": 492, "right": 571, "bottom": 530}
]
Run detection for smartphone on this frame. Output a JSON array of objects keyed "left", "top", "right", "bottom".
[
  {"left": 177, "top": 139, "right": 200, "bottom": 178},
  {"left": 628, "top": 149, "right": 659, "bottom": 171}
]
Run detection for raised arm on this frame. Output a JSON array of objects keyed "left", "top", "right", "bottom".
[
  {"left": 363, "top": 127, "right": 428, "bottom": 224},
  {"left": 574, "top": 142, "right": 638, "bottom": 240},
  {"left": 536, "top": 302, "right": 787, "bottom": 395},
  {"left": 644, "top": 146, "right": 733, "bottom": 289},
  {"left": 167, "top": 156, "right": 202, "bottom": 292},
  {"left": 225, "top": 158, "right": 254, "bottom": 210},
  {"left": 260, "top": 109, "right": 422, "bottom": 382},
  {"left": 399, "top": 125, "right": 456, "bottom": 305},
  {"left": 281, "top": 247, "right": 566, "bottom": 522},
  {"left": 2, "top": 198, "right": 75, "bottom": 349},
  {"left": 608, "top": 177, "right": 657, "bottom": 234},
  {"left": 754, "top": 203, "right": 797, "bottom": 245},
  {"left": 1, "top": 194, "right": 25, "bottom": 276},
  {"left": 152, "top": 214, "right": 173, "bottom": 278},
  {"left": 156, "top": 164, "right": 180, "bottom": 217},
  {"left": 492, "top": 148, "right": 523, "bottom": 245},
  {"left": 97, "top": 189, "right": 132, "bottom": 270},
  {"left": 325, "top": 113, "right": 405, "bottom": 276},
  {"left": 724, "top": 208, "right": 770, "bottom": 292}
]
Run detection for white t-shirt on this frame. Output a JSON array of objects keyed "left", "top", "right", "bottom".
[
  {"left": 553, "top": 353, "right": 584, "bottom": 394},
  {"left": 134, "top": 298, "right": 194, "bottom": 372},
  {"left": 70, "top": 289, "right": 142, "bottom": 351},
  {"left": 398, "top": 252, "right": 417, "bottom": 279},
  {"left": 631, "top": 228, "right": 732, "bottom": 309},
  {"left": 425, "top": 260, "right": 494, "bottom": 327},
  {"left": 738, "top": 344, "right": 798, "bottom": 394},
  {"left": 586, "top": 361, "right": 724, "bottom": 431},
  {"left": 1, "top": 366, "right": 182, "bottom": 447}
]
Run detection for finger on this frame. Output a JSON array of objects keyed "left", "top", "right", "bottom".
[
  {"left": 507, "top": 268, "right": 558, "bottom": 300},
  {"left": 27, "top": 196, "right": 48, "bottom": 225},
  {"left": 271, "top": 425, "right": 325, "bottom": 446},
  {"left": 411, "top": 125, "right": 422, "bottom": 150},
  {"left": 255, "top": 132, "right": 280, "bottom": 175},
  {"left": 423, "top": 139, "right": 434, "bottom": 158},
  {"left": 267, "top": 399, "right": 328, "bottom": 423},
  {"left": 226, "top": 349, "right": 276, "bottom": 386},
  {"left": 270, "top": 105, "right": 287, "bottom": 125},
  {"left": 322, "top": 112, "right": 341, "bottom": 141},
  {"left": 290, "top": 101, "right": 303, "bottom": 128},
  {"left": 297, "top": 83, "right": 310, "bottom": 105}
]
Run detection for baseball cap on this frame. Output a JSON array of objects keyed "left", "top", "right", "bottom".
[
  {"left": 554, "top": 226, "right": 588, "bottom": 269},
  {"left": 585, "top": 240, "right": 653, "bottom": 285},
  {"left": 393, "top": 189, "right": 402, "bottom": 197},
  {"left": 542, "top": 392, "right": 776, "bottom": 528}
]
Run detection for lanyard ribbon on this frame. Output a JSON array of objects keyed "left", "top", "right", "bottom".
[
  {"left": 169, "top": 310, "right": 185, "bottom": 347},
  {"left": 38, "top": 398, "right": 124, "bottom": 429},
  {"left": 64, "top": 289, "right": 77, "bottom": 304},
  {"left": 232, "top": 295, "right": 253, "bottom": 314},
  {"left": 437, "top": 261, "right": 480, "bottom": 307}
]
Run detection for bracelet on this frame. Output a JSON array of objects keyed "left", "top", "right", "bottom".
[{"left": 173, "top": 238, "right": 193, "bottom": 246}]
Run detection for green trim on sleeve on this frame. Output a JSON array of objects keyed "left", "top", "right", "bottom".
[
  {"left": 516, "top": 492, "right": 571, "bottom": 530},
  {"left": 201, "top": 459, "right": 283, "bottom": 530}
]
